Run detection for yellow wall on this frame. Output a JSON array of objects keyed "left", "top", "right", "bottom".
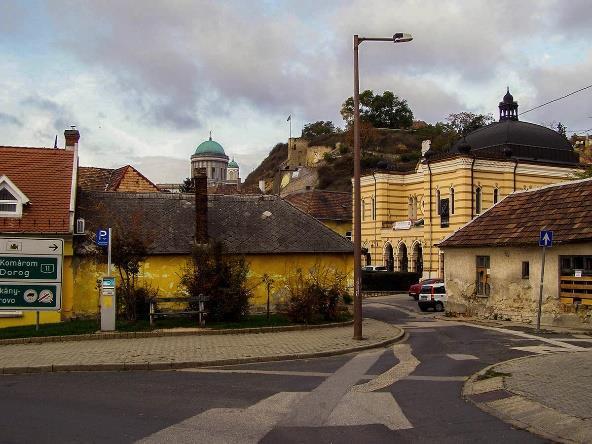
[
  {"left": 71, "top": 252, "right": 354, "bottom": 316},
  {"left": 359, "top": 157, "right": 580, "bottom": 278},
  {"left": 0, "top": 237, "right": 74, "bottom": 328},
  {"left": 321, "top": 220, "right": 352, "bottom": 237}
]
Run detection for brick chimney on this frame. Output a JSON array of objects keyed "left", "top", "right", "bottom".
[
  {"left": 64, "top": 127, "right": 80, "bottom": 151},
  {"left": 194, "top": 167, "right": 208, "bottom": 244}
]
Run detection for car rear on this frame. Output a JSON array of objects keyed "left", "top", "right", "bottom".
[{"left": 418, "top": 283, "right": 447, "bottom": 312}]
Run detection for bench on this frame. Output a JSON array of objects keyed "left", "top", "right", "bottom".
[{"left": 149, "top": 294, "right": 210, "bottom": 327}]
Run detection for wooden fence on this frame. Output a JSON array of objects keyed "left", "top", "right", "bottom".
[{"left": 559, "top": 276, "right": 592, "bottom": 305}]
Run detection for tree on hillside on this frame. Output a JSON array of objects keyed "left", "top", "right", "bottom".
[
  {"left": 341, "top": 90, "right": 414, "bottom": 129},
  {"left": 445, "top": 112, "right": 494, "bottom": 137},
  {"left": 302, "top": 121, "right": 339, "bottom": 140},
  {"left": 556, "top": 122, "right": 567, "bottom": 137}
]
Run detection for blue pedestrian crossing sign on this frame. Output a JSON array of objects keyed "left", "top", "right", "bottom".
[
  {"left": 539, "top": 230, "right": 553, "bottom": 247},
  {"left": 96, "top": 229, "right": 109, "bottom": 247}
]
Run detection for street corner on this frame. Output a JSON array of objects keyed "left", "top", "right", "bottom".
[{"left": 463, "top": 350, "right": 592, "bottom": 443}]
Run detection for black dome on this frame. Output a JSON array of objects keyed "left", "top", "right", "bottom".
[
  {"left": 451, "top": 119, "right": 578, "bottom": 164},
  {"left": 503, "top": 87, "right": 514, "bottom": 103}
]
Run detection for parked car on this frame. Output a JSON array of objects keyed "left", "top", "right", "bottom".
[
  {"left": 409, "top": 278, "right": 443, "bottom": 300},
  {"left": 417, "top": 282, "right": 447, "bottom": 312},
  {"left": 362, "top": 265, "right": 388, "bottom": 272}
]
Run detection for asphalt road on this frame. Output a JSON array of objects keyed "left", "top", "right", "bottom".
[{"left": 3, "top": 294, "right": 585, "bottom": 443}]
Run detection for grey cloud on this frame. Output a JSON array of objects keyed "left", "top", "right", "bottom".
[
  {"left": 0, "top": 112, "right": 23, "bottom": 127},
  {"left": 21, "top": 96, "right": 61, "bottom": 112}
]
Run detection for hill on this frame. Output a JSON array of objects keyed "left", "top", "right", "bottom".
[{"left": 244, "top": 142, "right": 288, "bottom": 186}]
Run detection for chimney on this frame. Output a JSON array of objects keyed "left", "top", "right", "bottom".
[
  {"left": 64, "top": 126, "right": 80, "bottom": 151},
  {"left": 421, "top": 140, "right": 431, "bottom": 157},
  {"left": 194, "top": 167, "right": 208, "bottom": 244},
  {"left": 258, "top": 179, "right": 266, "bottom": 194}
]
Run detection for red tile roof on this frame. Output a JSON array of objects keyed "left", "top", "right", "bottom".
[
  {"left": 284, "top": 190, "right": 352, "bottom": 221},
  {"left": 439, "top": 178, "right": 592, "bottom": 248},
  {"left": 78, "top": 165, "right": 159, "bottom": 192},
  {"left": 0, "top": 146, "right": 75, "bottom": 234}
]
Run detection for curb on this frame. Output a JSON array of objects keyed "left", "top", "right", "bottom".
[
  {"left": 0, "top": 320, "right": 354, "bottom": 346},
  {"left": 463, "top": 352, "right": 592, "bottom": 443},
  {"left": 0, "top": 324, "right": 405, "bottom": 375}
]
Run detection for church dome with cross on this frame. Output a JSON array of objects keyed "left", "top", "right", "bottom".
[{"left": 190, "top": 133, "right": 240, "bottom": 185}]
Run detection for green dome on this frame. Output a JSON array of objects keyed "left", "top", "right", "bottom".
[
  {"left": 228, "top": 158, "right": 239, "bottom": 169},
  {"left": 194, "top": 137, "right": 226, "bottom": 156}
]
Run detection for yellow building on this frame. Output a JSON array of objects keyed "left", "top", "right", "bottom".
[
  {"left": 359, "top": 90, "right": 583, "bottom": 278},
  {"left": 74, "top": 191, "right": 354, "bottom": 314}
]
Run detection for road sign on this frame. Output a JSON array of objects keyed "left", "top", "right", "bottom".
[
  {"left": 0, "top": 238, "right": 63, "bottom": 311},
  {"left": 102, "top": 276, "right": 115, "bottom": 289},
  {"left": 539, "top": 230, "right": 553, "bottom": 247},
  {"left": 96, "top": 229, "right": 110, "bottom": 247}
]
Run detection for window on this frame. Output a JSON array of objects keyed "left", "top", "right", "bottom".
[
  {"left": 475, "top": 187, "right": 482, "bottom": 214},
  {"left": 450, "top": 188, "right": 455, "bottom": 214},
  {"left": 436, "top": 189, "right": 441, "bottom": 215},
  {"left": 560, "top": 255, "right": 592, "bottom": 276},
  {"left": 440, "top": 198, "right": 450, "bottom": 228},
  {"left": 0, "top": 177, "right": 28, "bottom": 218},
  {"left": 493, "top": 188, "right": 499, "bottom": 204},
  {"left": 345, "top": 231, "right": 352, "bottom": 241},
  {"left": 522, "top": 261, "right": 530, "bottom": 279},
  {"left": 371, "top": 197, "right": 376, "bottom": 220},
  {"left": 361, "top": 200, "right": 365, "bottom": 221},
  {"left": 476, "top": 255, "right": 490, "bottom": 296}
]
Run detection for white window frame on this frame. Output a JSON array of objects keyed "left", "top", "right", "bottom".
[{"left": 0, "top": 175, "right": 29, "bottom": 218}]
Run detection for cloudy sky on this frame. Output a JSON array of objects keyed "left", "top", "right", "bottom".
[{"left": 1, "top": 0, "right": 591, "bottom": 182}]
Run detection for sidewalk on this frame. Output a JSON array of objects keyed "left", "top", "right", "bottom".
[
  {"left": 465, "top": 350, "right": 592, "bottom": 443},
  {"left": 0, "top": 319, "right": 403, "bottom": 375}
]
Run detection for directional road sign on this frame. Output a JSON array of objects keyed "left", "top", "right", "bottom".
[
  {"left": 0, "top": 238, "right": 63, "bottom": 311},
  {"left": 539, "top": 230, "right": 553, "bottom": 248},
  {"left": 96, "top": 229, "right": 110, "bottom": 247}
]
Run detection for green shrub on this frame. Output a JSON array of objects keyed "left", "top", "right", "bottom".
[
  {"left": 284, "top": 265, "right": 349, "bottom": 323},
  {"left": 362, "top": 271, "right": 420, "bottom": 291}
]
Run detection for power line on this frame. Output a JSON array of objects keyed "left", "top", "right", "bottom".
[{"left": 519, "top": 83, "right": 592, "bottom": 116}]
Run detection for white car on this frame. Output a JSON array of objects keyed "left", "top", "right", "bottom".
[
  {"left": 362, "top": 265, "right": 388, "bottom": 272},
  {"left": 418, "top": 282, "right": 447, "bottom": 312}
]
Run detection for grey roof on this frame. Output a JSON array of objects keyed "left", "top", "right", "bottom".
[
  {"left": 76, "top": 191, "right": 353, "bottom": 255},
  {"left": 450, "top": 120, "right": 578, "bottom": 165}
]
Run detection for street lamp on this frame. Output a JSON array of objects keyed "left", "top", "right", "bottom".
[{"left": 352, "top": 33, "right": 413, "bottom": 340}]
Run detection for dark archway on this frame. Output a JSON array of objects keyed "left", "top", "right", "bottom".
[
  {"left": 384, "top": 243, "right": 394, "bottom": 271},
  {"left": 365, "top": 252, "right": 372, "bottom": 266},
  {"left": 413, "top": 243, "right": 423, "bottom": 275},
  {"left": 399, "top": 243, "right": 408, "bottom": 272}
]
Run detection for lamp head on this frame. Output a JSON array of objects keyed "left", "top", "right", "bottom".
[{"left": 393, "top": 33, "right": 413, "bottom": 43}]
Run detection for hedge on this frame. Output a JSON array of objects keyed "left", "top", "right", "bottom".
[{"left": 362, "top": 271, "right": 421, "bottom": 292}]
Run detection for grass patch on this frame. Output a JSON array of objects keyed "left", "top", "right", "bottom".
[
  {"left": 0, "top": 312, "right": 352, "bottom": 340},
  {"left": 476, "top": 368, "right": 512, "bottom": 381}
]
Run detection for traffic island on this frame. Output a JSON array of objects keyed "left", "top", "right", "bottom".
[
  {"left": 463, "top": 350, "right": 592, "bottom": 443},
  {"left": 0, "top": 318, "right": 404, "bottom": 375}
]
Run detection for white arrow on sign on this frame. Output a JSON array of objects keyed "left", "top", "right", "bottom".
[{"left": 542, "top": 232, "right": 551, "bottom": 246}]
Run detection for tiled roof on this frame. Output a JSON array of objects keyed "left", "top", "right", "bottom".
[
  {"left": 284, "top": 190, "right": 352, "bottom": 221},
  {"left": 78, "top": 165, "right": 159, "bottom": 192},
  {"left": 439, "top": 178, "right": 592, "bottom": 248},
  {"left": 76, "top": 192, "right": 354, "bottom": 255},
  {"left": 0, "top": 146, "right": 75, "bottom": 234}
]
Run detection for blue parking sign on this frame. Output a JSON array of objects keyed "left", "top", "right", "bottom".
[
  {"left": 539, "top": 230, "right": 553, "bottom": 247},
  {"left": 96, "top": 229, "right": 109, "bottom": 247}
]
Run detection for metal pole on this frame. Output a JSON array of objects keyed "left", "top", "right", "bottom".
[
  {"left": 36, "top": 311, "right": 40, "bottom": 332},
  {"left": 353, "top": 35, "right": 363, "bottom": 340},
  {"left": 536, "top": 245, "right": 547, "bottom": 331},
  {"left": 107, "top": 227, "right": 112, "bottom": 276}
]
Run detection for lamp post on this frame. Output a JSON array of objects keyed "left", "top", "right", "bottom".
[{"left": 353, "top": 33, "right": 413, "bottom": 340}]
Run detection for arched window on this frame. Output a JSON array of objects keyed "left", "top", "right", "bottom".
[
  {"left": 450, "top": 187, "right": 455, "bottom": 214},
  {"left": 493, "top": 188, "right": 499, "bottom": 204},
  {"left": 475, "top": 187, "right": 482, "bottom": 214},
  {"left": 436, "top": 189, "right": 441, "bottom": 215},
  {"left": 408, "top": 197, "right": 414, "bottom": 219}
]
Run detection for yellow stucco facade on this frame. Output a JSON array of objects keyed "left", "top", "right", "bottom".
[
  {"left": 321, "top": 220, "right": 352, "bottom": 238},
  {"left": 359, "top": 156, "right": 580, "bottom": 278},
  {"left": 70, "top": 252, "right": 354, "bottom": 317}
]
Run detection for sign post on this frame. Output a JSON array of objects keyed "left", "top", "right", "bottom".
[
  {"left": 0, "top": 238, "right": 63, "bottom": 314},
  {"left": 537, "top": 230, "right": 553, "bottom": 331},
  {"left": 97, "top": 228, "right": 116, "bottom": 331}
]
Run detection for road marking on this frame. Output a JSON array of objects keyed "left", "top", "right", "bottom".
[
  {"left": 510, "top": 345, "right": 577, "bottom": 354},
  {"left": 325, "top": 392, "right": 412, "bottom": 430},
  {"left": 553, "top": 337, "right": 592, "bottom": 342},
  {"left": 447, "top": 353, "right": 479, "bottom": 361},
  {"left": 136, "top": 392, "right": 308, "bottom": 444},
  {"left": 278, "top": 349, "right": 383, "bottom": 427},
  {"left": 404, "top": 375, "right": 467, "bottom": 381},
  {"left": 351, "top": 343, "right": 420, "bottom": 393}
]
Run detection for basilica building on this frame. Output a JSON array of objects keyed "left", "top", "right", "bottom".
[
  {"left": 190, "top": 134, "right": 240, "bottom": 186},
  {"left": 359, "top": 89, "right": 583, "bottom": 279}
]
